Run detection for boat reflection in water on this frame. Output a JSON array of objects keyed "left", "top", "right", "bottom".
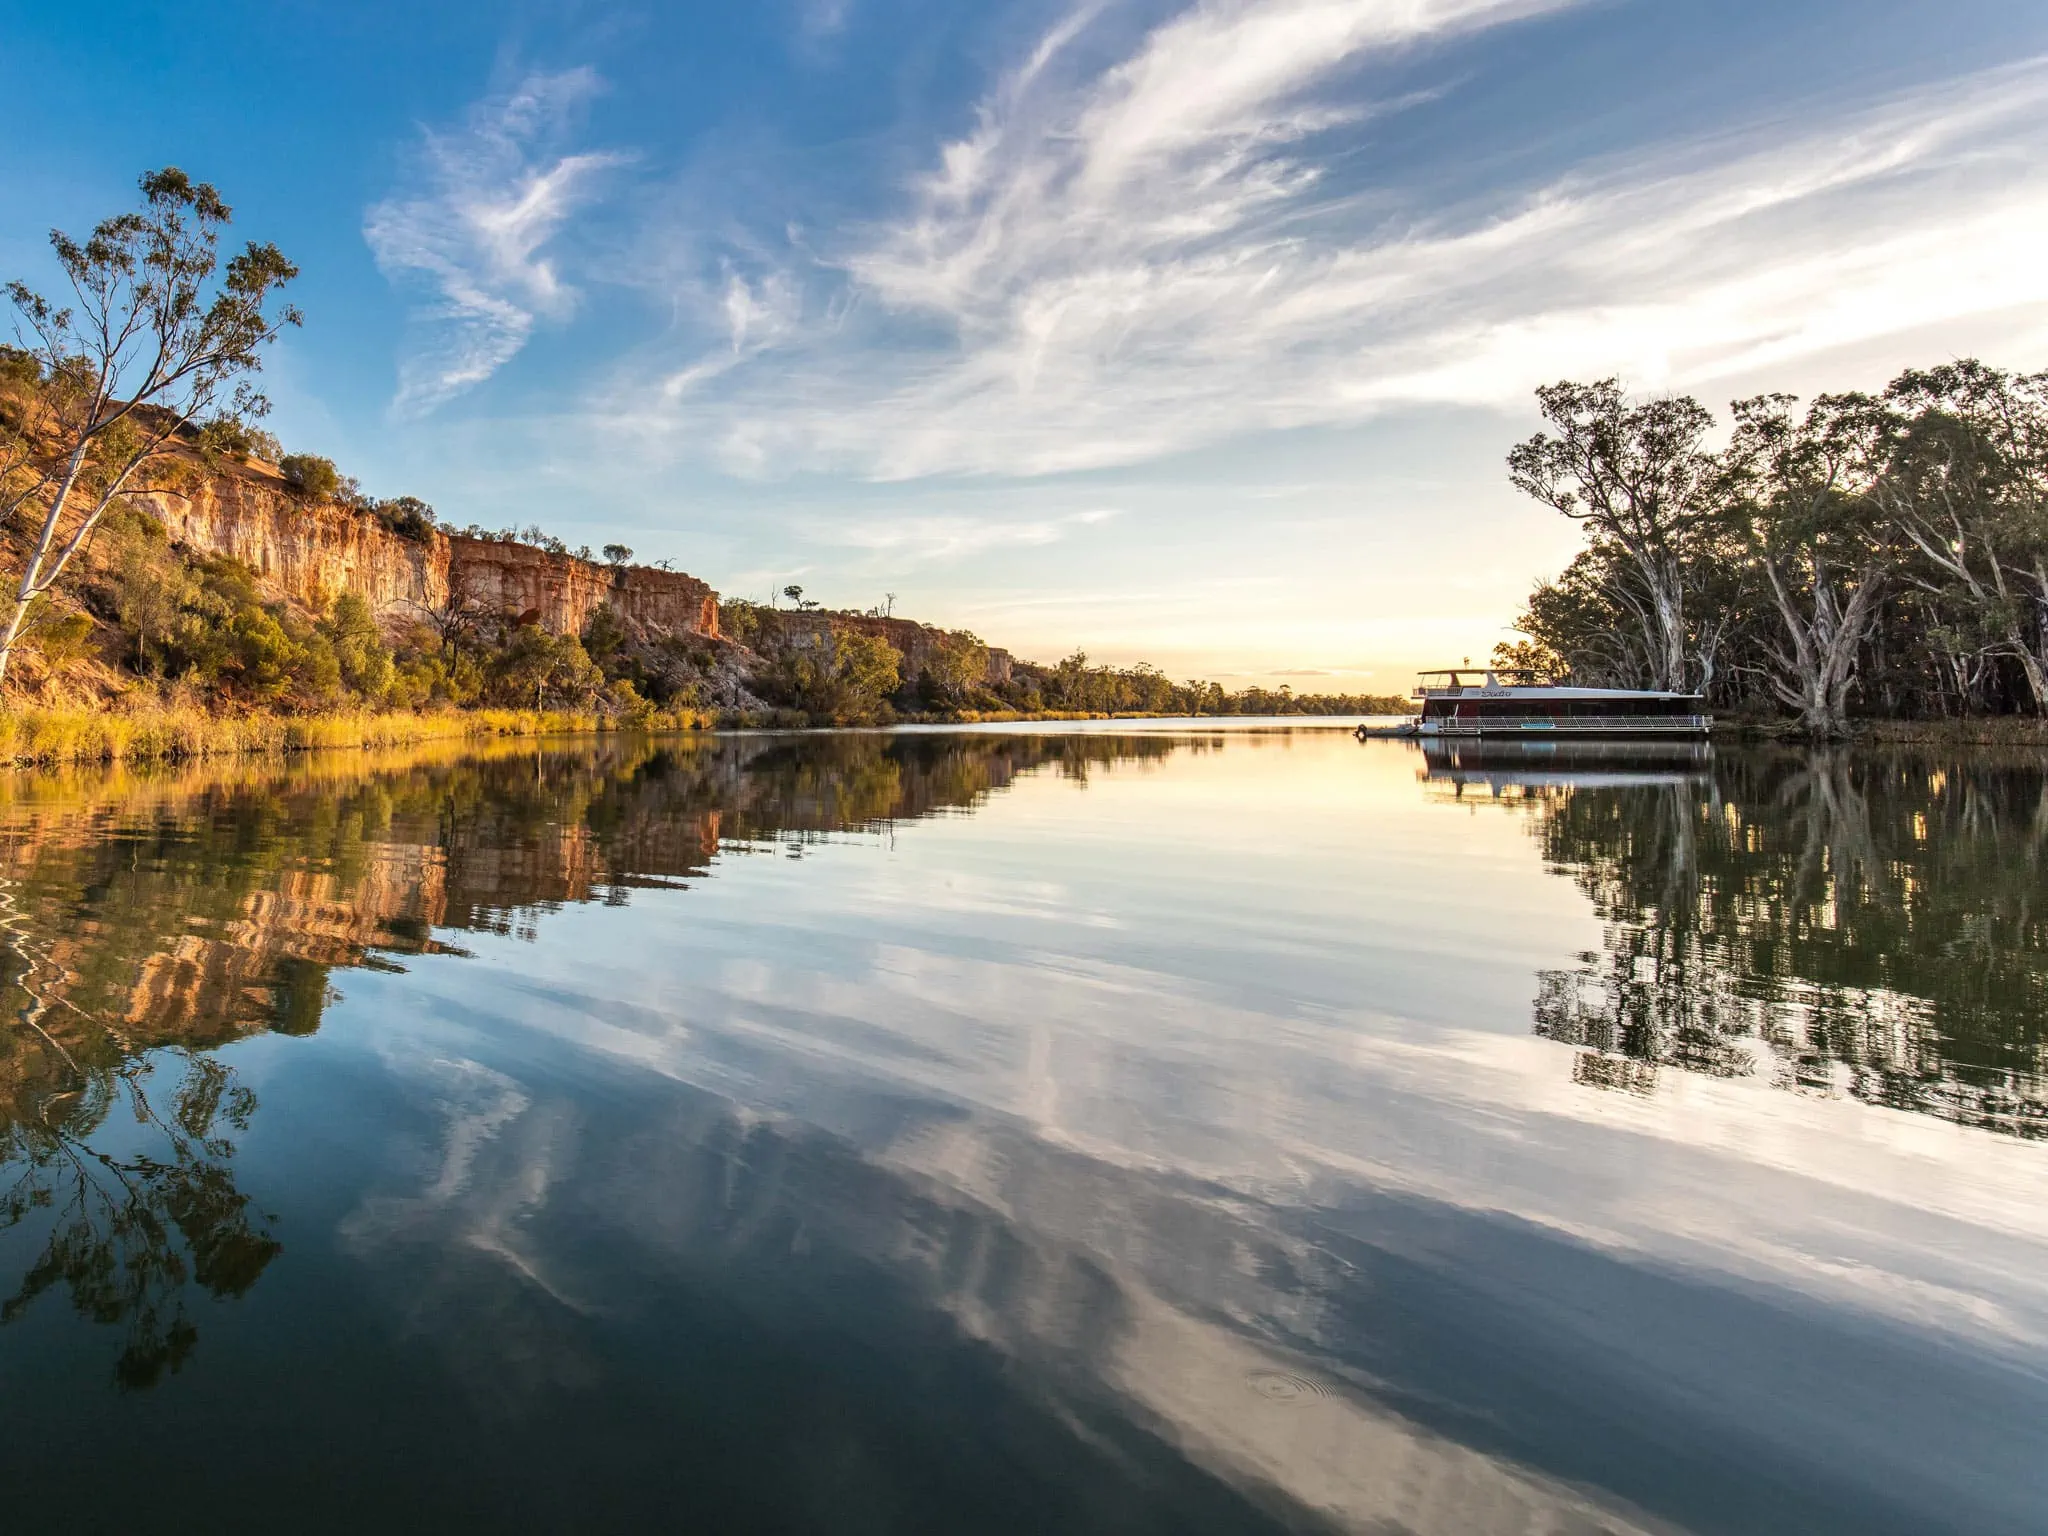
[{"left": 1419, "top": 736, "right": 1712, "bottom": 797}]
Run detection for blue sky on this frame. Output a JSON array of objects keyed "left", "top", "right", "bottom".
[{"left": 4, "top": 0, "right": 2045, "bottom": 684}]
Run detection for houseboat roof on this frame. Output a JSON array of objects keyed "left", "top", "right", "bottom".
[{"left": 1414, "top": 668, "right": 1702, "bottom": 700}]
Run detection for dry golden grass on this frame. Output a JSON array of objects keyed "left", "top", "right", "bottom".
[{"left": 0, "top": 703, "right": 713, "bottom": 768}]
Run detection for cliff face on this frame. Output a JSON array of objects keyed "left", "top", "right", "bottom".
[
  {"left": 135, "top": 471, "right": 448, "bottom": 619},
  {"left": 450, "top": 538, "right": 719, "bottom": 640},
  {"left": 137, "top": 458, "right": 719, "bottom": 641}
]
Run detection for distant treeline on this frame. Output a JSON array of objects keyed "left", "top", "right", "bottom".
[
  {"left": 999, "top": 656, "right": 1406, "bottom": 718},
  {"left": 720, "top": 603, "right": 1407, "bottom": 722},
  {"left": 1500, "top": 359, "right": 2048, "bottom": 734}
]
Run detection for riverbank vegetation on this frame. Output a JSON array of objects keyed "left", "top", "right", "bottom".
[
  {"left": 0, "top": 702, "right": 710, "bottom": 769},
  {"left": 1501, "top": 359, "right": 2048, "bottom": 735}
]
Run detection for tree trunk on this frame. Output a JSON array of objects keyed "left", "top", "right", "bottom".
[
  {"left": 0, "top": 441, "right": 94, "bottom": 697},
  {"left": 0, "top": 438, "right": 157, "bottom": 699},
  {"left": 2016, "top": 647, "right": 2048, "bottom": 716},
  {"left": 0, "top": 590, "right": 31, "bottom": 692},
  {"left": 1760, "top": 553, "right": 1882, "bottom": 738},
  {"left": 1628, "top": 550, "right": 1688, "bottom": 693}
]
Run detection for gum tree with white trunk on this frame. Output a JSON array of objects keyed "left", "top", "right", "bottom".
[
  {"left": 0, "top": 169, "right": 298, "bottom": 692},
  {"left": 1508, "top": 380, "right": 1724, "bottom": 694},
  {"left": 1722, "top": 391, "right": 1894, "bottom": 737}
]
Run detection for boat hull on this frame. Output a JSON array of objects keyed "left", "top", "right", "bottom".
[
  {"left": 1433, "top": 715, "right": 1711, "bottom": 737},
  {"left": 1357, "top": 716, "right": 1711, "bottom": 740}
]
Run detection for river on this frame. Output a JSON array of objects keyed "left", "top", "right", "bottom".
[{"left": 0, "top": 725, "right": 2042, "bottom": 1533}]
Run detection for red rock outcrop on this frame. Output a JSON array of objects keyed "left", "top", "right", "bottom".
[
  {"left": 448, "top": 538, "right": 719, "bottom": 640},
  {"left": 133, "top": 458, "right": 720, "bottom": 641},
  {"left": 135, "top": 470, "right": 446, "bottom": 619}
]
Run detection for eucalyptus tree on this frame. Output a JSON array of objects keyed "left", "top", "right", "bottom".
[
  {"left": 1721, "top": 392, "right": 1894, "bottom": 735},
  {"left": 1508, "top": 380, "right": 1726, "bottom": 692},
  {"left": 1870, "top": 361, "right": 2048, "bottom": 712},
  {"left": 0, "top": 169, "right": 299, "bottom": 691},
  {"left": 1508, "top": 542, "right": 1660, "bottom": 687}
]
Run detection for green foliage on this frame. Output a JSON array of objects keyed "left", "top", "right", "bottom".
[
  {"left": 1504, "top": 358, "right": 2048, "bottom": 727},
  {"left": 583, "top": 603, "right": 630, "bottom": 665},
  {"left": 81, "top": 506, "right": 695, "bottom": 716},
  {"left": 718, "top": 599, "right": 764, "bottom": 647},
  {"left": 278, "top": 452, "right": 339, "bottom": 500},
  {"left": 31, "top": 611, "right": 96, "bottom": 668},
  {"left": 372, "top": 495, "right": 437, "bottom": 542},
  {"left": 0, "top": 344, "right": 42, "bottom": 396},
  {"left": 321, "top": 592, "right": 394, "bottom": 700},
  {"left": 97, "top": 539, "right": 349, "bottom": 704},
  {"left": 987, "top": 652, "right": 1395, "bottom": 717},
  {"left": 195, "top": 416, "right": 282, "bottom": 465},
  {"left": 768, "top": 628, "right": 901, "bottom": 722},
  {"left": 486, "top": 627, "right": 604, "bottom": 709},
  {"left": 602, "top": 543, "right": 634, "bottom": 566},
  {"left": 919, "top": 630, "right": 989, "bottom": 707}
]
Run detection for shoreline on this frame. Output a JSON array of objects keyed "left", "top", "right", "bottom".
[
  {"left": 0, "top": 703, "right": 1381, "bottom": 769},
  {"left": 1715, "top": 717, "right": 2048, "bottom": 747},
  {"left": 8, "top": 700, "right": 2043, "bottom": 770}
]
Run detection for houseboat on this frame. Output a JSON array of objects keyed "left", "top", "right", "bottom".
[{"left": 1357, "top": 667, "right": 1711, "bottom": 739}]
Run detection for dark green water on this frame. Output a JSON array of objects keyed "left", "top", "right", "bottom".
[{"left": 0, "top": 727, "right": 2043, "bottom": 1533}]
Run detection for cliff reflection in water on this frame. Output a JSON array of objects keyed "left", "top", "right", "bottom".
[
  {"left": 1424, "top": 739, "right": 2048, "bottom": 1136},
  {"left": 0, "top": 731, "right": 1177, "bottom": 1385}
]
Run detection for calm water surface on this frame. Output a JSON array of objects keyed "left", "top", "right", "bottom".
[{"left": 1, "top": 726, "right": 2044, "bottom": 1533}]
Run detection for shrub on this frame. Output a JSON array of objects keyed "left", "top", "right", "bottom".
[
  {"left": 196, "top": 416, "right": 283, "bottom": 465},
  {"left": 485, "top": 627, "right": 604, "bottom": 709},
  {"left": 0, "top": 344, "right": 39, "bottom": 390},
  {"left": 106, "top": 514, "right": 197, "bottom": 674},
  {"left": 769, "top": 629, "right": 901, "bottom": 723},
  {"left": 32, "top": 611, "right": 96, "bottom": 668},
  {"left": 374, "top": 495, "right": 437, "bottom": 542},
  {"left": 279, "top": 453, "right": 340, "bottom": 500},
  {"left": 322, "top": 592, "right": 395, "bottom": 702},
  {"left": 718, "top": 599, "right": 765, "bottom": 647},
  {"left": 582, "top": 603, "right": 629, "bottom": 665}
]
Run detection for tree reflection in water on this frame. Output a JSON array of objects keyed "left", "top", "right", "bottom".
[
  {"left": 0, "top": 1049, "right": 277, "bottom": 1389},
  {"left": 1445, "top": 742, "right": 2048, "bottom": 1137},
  {"left": 0, "top": 731, "right": 1184, "bottom": 1385}
]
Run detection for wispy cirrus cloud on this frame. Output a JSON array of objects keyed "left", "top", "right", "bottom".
[
  {"left": 809, "top": 507, "right": 1121, "bottom": 564},
  {"left": 367, "top": 68, "right": 627, "bottom": 416},
  {"left": 612, "top": 1, "right": 2048, "bottom": 482},
  {"left": 658, "top": 265, "right": 803, "bottom": 400}
]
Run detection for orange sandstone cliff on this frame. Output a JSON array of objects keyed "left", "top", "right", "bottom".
[
  {"left": 133, "top": 457, "right": 720, "bottom": 641},
  {"left": 449, "top": 538, "right": 718, "bottom": 640}
]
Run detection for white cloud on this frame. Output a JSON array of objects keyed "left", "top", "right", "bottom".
[
  {"left": 659, "top": 266, "right": 803, "bottom": 400},
  {"left": 808, "top": 507, "right": 1121, "bottom": 563},
  {"left": 367, "top": 68, "right": 626, "bottom": 416},
  {"left": 611, "top": 1, "right": 2048, "bottom": 481}
]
